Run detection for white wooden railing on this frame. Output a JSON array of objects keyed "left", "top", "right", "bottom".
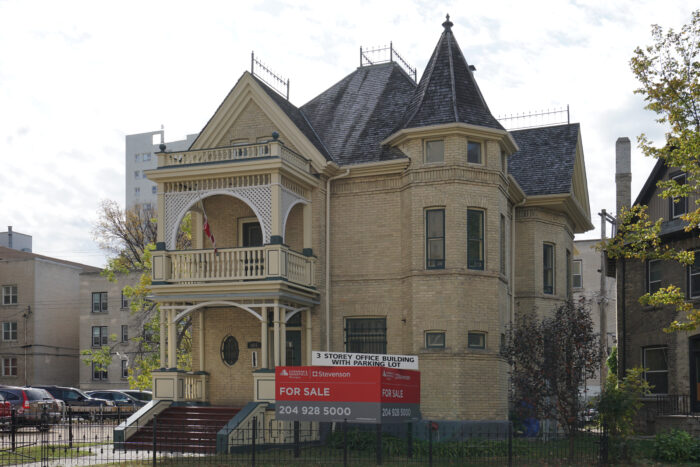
[
  {"left": 152, "top": 245, "right": 315, "bottom": 287},
  {"left": 157, "top": 140, "right": 311, "bottom": 173}
]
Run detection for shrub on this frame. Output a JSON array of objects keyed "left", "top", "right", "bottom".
[{"left": 654, "top": 429, "right": 700, "bottom": 462}]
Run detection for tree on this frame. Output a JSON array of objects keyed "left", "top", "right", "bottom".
[
  {"left": 605, "top": 10, "right": 700, "bottom": 331},
  {"left": 82, "top": 201, "right": 192, "bottom": 389},
  {"left": 504, "top": 302, "right": 600, "bottom": 458}
]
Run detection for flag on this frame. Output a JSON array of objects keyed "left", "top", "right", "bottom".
[{"left": 202, "top": 207, "right": 217, "bottom": 255}]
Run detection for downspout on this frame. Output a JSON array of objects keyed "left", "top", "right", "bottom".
[
  {"left": 620, "top": 258, "right": 626, "bottom": 379},
  {"left": 325, "top": 169, "right": 350, "bottom": 351}
]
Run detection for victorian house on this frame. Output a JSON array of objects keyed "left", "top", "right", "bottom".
[{"left": 144, "top": 18, "right": 592, "bottom": 425}]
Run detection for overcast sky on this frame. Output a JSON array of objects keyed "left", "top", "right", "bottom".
[{"left": 0, "top": 0, "right": 696, "bottom": 267}]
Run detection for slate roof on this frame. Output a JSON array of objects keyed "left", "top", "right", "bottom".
[
  {"left": 508, "top": 124, "right": 580, "bottom": 196},
  {"left": 300, "top": 62, "right": 416, "bottom": 166},
  {"left": 399, "top": 19, "right": 503, "bottom": 131}
]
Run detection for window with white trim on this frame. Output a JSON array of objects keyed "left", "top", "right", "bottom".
[
  {"left": 425, "top": 140, "right": 444, "bottom": 164},
  {"left": 92, "top": 362, "right": 108, "bottom": 380},
  {"left": 671, "top": 173, "right": 687, "bottom": 218},
  {"left": 543, "top": 243, "right": 555, "bottom": 294},
  {"left": 121, "top": 325, "right": 128, "bottom": 342},
  {"left": 2, "top": 322, "right": 17, "bottom": 341},
  {"left": 92, "top": 292, "right": 108, "bottom": 313},
  {"left": 689, "top": 252, "right": 700, "bottom": 298},
  {"left": 92, "top": 326, "right": 108, "bottom": 347},
  {"left": 468, "top": 331, "right": 486, "bottom": 349},
  {"left": 2, "top": 358, "right": 17, "bottom": 377},
  {"left": 2, "top": 285, "right": 17, "bottom": 305},
  {"left": 572, "top": 259, "right": 583, "bottom": 289},
  {"left": 643, "top": 346, "right": 668, "bottom": 394},
  {"left": 648, "top": 260, "right": 662, "bottom": 294},
  {"left": 467, "top": 141, "right": 482, "bottom": 164},
  {"left": 425, "top": 331, "right": 446, "bottom": 349},
  {"left": 467, "top": 209, "right": 484, "bottom": 270},
  {"left": 426, "top": 209, "right": 445, "bottom": 269},
  {"left": 121, "top": 291, "right": 129, "bottom": 309}
]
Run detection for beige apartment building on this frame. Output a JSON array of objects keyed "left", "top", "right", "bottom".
[
  {"left": 145, "top": 18, "right": 592, "bottom": 421},
  {"left": 0, "top": 246, "right": 100, "bottom": 387}
]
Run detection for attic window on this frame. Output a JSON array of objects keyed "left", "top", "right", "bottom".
[
  {"left": 425, "top": 140, "right": 444, "bottom": 164},
  {"left": 467, "top": 142, "right": 482, "bottom": 164}
]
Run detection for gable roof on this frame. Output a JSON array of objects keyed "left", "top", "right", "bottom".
[
  {"left": 0, "top": 246, "right": 101, "bottom": 273},
  {"left": 634, "top": 158, "right": 666, "bottom": 206},
  {"left": 301, "top": 62, "right": 416, "bottom": 166},
  {"left": 508, "top": 124, "right": 580, "bottom": 196},
  {"left": 398, "top": 18, "right": 503, "bottom": 132}
]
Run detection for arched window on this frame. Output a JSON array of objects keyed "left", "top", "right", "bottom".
[{"left": 221, "top": 336, "right": 239, "bottom": 366}]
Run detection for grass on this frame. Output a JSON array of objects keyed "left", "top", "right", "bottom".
[{"left": 0, "top": 441, "right": 100, "bottom": 464}]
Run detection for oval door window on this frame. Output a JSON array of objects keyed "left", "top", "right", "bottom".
[{"left": 221, "top": 336, "right": 239, "bottom": 366}]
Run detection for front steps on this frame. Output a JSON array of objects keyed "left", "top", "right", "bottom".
[{"left": 126, "top": 405, "right": 240, "bottom": 453}]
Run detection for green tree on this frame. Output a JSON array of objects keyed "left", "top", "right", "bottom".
[
  {"left": 605, "top": 10, "right": 700, "bottom": 331},
  {"left": 82, "top": 201, "right": 192, "bottom": 389}
]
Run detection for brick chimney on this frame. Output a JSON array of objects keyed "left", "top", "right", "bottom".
[{"left": 615, "top": 137, "right": 631, "bottom": 220}]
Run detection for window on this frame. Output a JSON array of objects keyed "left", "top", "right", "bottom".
[
  {"left": 543, "top": 243, "right": 555, "bottom": 294},
  {"left": 92, "top": 326, "right": 108, "bottom": 347},
  {"left": 468, "top": 332, "right": 486, "bottom": 349},
  {"left": 426, "top": 209, "right": 445, "bottom": 269},
  {"left": 467, "top": 209, "right": 484, "bottom": 270},
  {"left": 648, "top": 260, "right": 662, "bottom": 294},
  {"left": 151, "top": 185, "right": 157, "bottom": 194},
  {"left": 500, "top": 149, "right": 507, "bottom": 172},
  {"left": 425, "top": 140, "right": 444, "bottom": 164},
  {"left": 92, "top": 292, "right": 108, "bottom": 313},
  {"left": 221, "top": 336, "right": 239, "bottom": 366},
  {"left": 467, "top": 141, "right": 482, "bottom": 164},
  {"left": 143, "top": 152, "right": 151, "bottom": 162},
  {"left": 566, "top": 250, "right": 572, "bottom": 296},
  {"left": 500, "top": 215, "right": 506, "bottom": 275},
  {"left": 671, "top": 173, "right": 687, "bottom": 218},
  {"left": 121, "top": 360, "right": 128, "bottom": 378},
  {"left": 643, "top": 346, "right": 668, "bottom": 394},
  {"left": 2, "top": 285, "right": 17, "bottom": 305},
  {"left": 2, "top": 358, "right": 17, "bottom": 377},
  {"left": 134, "top": 187, "right": 140, "bottom": 196},
  {"left": 689, "top": 252, "right": 700, "bottom": 298},
  {"left": 121, "top": 325, "right": 128, "bottom": 342},
  {"left": 572, "top": 259, "right": 583, "bottom": 289},
  {"left": 425, "top": 331, "right": 445, "bottom": 349},
  {"left": 121, "top": 291, "right": 129, "bottom": 309},
  {"left": 345, "top": 318, "right": 387, "bottom": 354},
  {"left": 92, "top": 362, "right": 108, "bottom": 380},
  {"left": 134, "top": 170, "right": 140, "bottom": 179},
  {"left": 142, "top": 203, "right": 152, "bottom": 211},
  {"left": 134, "top": 154, "right": 140, "bottom": 162},
  {"left": 2, "top": 322, "right": 17, "bottom": 341}
]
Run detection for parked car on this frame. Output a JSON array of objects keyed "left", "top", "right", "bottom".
[
  {"left": 86, "top": 390, "right": 145, "bottom": 408},
  {"left": 118, "top": 390, "right": 152, "bottom": 403},
  {"left": 0, "top": 392, "right": 10, "bottom": 425},
  {"left": 33, "top": 385, "right": 116, "bottom": 419},
  {"left": 0, "top": 386, "right": 62, "bottom": 430}
]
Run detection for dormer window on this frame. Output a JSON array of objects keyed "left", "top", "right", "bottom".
[
  {"left": 425, "top": 140, "right": 444, "bottom": 163},
  {"left": 467, "top": 141, "right": 482, "bottom": 164}
]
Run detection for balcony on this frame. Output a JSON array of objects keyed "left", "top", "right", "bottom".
[
  {"left": 152, "top": 244, "right": 316, "bottom": 288},
  {"left": 157, "top": 140, "right": 311, "bottom": 174}
]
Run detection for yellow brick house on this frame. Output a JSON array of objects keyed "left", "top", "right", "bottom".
[{"left": 146, "top": 17, "right": 593, "bottom": 422}]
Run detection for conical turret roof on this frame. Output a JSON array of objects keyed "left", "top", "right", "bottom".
[{"left": 400, "top": 16, "right": 503, "bottom": 131}]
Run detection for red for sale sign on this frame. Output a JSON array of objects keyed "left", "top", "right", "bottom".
[{"left": 275, "top": 366, "right": 420, "bottom": 423}]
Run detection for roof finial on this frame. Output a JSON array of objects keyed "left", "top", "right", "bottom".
[{"left": 442, "top": 14, "right": 453, "bottom": 31}]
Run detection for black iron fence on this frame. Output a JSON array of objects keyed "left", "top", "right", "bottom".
[
  {"left": 0, "top": 408, "right": 609, "bottom": 466},
  {"left": 648, "top": 394, "right": 692, "bottom": 416}
]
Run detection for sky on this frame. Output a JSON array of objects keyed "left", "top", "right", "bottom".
[{"left": 0, "top": 0, "right": 697, "bottom": 267}]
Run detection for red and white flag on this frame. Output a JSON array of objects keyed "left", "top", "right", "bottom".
[{"left": 202, "top": 208, "right": 217, "bottom": 255}]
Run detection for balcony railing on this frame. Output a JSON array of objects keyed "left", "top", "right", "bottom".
[
  {"left": 157, "top": 141, "right": 311, "bottom": 173},
  {"left": 152, "top": 244, "right": 316, "bottom": 288}
]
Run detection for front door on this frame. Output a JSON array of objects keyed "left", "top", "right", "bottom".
[
  {"left": 286, "top": 330, "right": 302, "bottom": 366},
  {"left": 690, "top": 336, "right": 700, "bottom": 412}
]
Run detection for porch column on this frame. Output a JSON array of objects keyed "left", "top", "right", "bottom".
[
  {"left": 305, "top": 308, "right": 313, "bottom": 365},
  {"left": 303, "top": 203, "right": 312, "bottom": 256},
  {"left": 198, "top": 310, "right": 205, "bottom": 372},
  {"left": 270, "top": 173, "right": 283, "bottom": 244},
  {"left": 273, "top": 302, "right": 281, "bottom": 366},
  {"left": 280, "top": 308, "right": 287, "bottom": 366},
  {"left": 168, "top": 309, "right": 177, "bottom": 369},
  {"left": 261, "top": 307, "right": 268, "bottom": 369},
  {"left": 192, "top": 210, "right": 204, "bottom": 249},
  {"left": 156, "top": 183, "right": 165, "bottom": 245},
  {"left": 160, "top": 306, "right": 167, "bottom": 368}
]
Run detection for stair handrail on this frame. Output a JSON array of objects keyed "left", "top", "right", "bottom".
[{"left": 114, "top": 399, "right": 173, "bottom": 450}]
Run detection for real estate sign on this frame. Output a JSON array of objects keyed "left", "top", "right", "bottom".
[
  {"left": 275, "top": 365, "right": 421, "bottom": 423},
  {"left": 311, "top": 351, "right": 418, "bottom": 369}
]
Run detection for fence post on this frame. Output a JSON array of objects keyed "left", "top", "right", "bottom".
[
  {"left": 343, "top": 419, "right": 348, "bottom": 467},
  {"left": 600, "top": 421, "right": 609, "bottom": 466},
  {"left": 68, "top": 406, "right": 73, "bottom": 449},
  {"left": 10, "top": 408, "right": 16, "bottom": 452},
  {"left": 152, "top": 414, "right": 157, "bottom": 467},
  {"left": 251, "top": 417, "right": 257, "bottom": 467},
  {"left": 508, "top": 421, "right": 513, "bottom": 467},
  {"left": 293, "top": 420, "right": 300, "bottom": 458},
  {"left": 376, "top": 423, "right": 382, "bottom": 465},
  {"left": 429, "top": 421, "right": 433, "bottom": 467},
  {"left": 407, "top": 422, "right": 413, "bottom": 459}
]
